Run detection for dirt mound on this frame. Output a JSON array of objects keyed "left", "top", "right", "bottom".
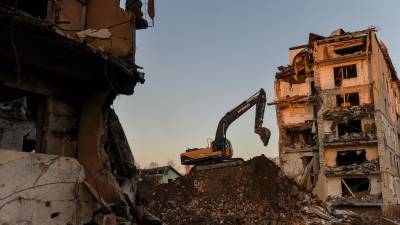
[
  {"left": 145, "top": 155, "right": 305, "bottom": 224},
  {"left": 144, "top": 155, "right": 376, "bottom": 225}
]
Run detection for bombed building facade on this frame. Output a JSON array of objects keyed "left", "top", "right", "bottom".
[
  {"left": 274, "top": 28, "right": 400, "bottom": 216},
  {"left": 0, "top": 0, "right": 158, "bottom": 224}
]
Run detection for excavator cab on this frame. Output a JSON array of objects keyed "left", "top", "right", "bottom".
[
  {"left": 222, "top": 139, "right": 233, "bottom": 160},
  {"left": 213, "top": 138, "right": 233, "bottom": 160}
]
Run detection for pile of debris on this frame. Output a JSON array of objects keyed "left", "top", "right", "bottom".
[
  {"left": 144, "top": 155, "right": 377, "bottom": 225},
  {"left": 324, "top": 132, "right": 377, "bottom": 143},
  {"left": 322, "top": 104, "right": 374, "bottom": 121},
  {"left": 325, "top": 160, "right": 379, "bottom": 176},
  {"left": 327, "top": 193, "right": 382, "bottom": 205}
]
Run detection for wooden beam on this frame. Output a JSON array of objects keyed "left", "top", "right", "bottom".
[{"left": 341, "top": 178, "right": 356, "bottom": 198}]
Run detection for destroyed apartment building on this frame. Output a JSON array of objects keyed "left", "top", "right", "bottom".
[
  {"left": 0, "top": 0, "right": 158, "bottom": 224},
  {"left": 273, "top": 27, "right": 400, "bottom": 217}
]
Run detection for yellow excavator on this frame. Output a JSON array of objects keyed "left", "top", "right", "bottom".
[{"left": 180, "top": 88, "right": 271, "bottom": 170}]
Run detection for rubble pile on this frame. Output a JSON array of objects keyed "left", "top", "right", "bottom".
[
  {"left": 327, "top": 192, "right": 382, "bottom": 205},
  {"left": 324, "top": 132, "right": 377, "bottom": 143},
  {"left": 144, "top": 155, "right": 376, "bottom": 225},
  {"left": 322, "top": 104, "right": 374, "bottom": 121},
  {"left": 325, "top": 160, "right": 379, "bottom": 176}
]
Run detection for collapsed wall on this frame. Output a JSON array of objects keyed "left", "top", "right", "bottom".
[
  {"left": 144, "top": 155, "right": 378, "bottom": 225},
  {"left": 0, "top": 2, "right": 159, "bottom": 224},
  {"left": 0, "top": 151, "right": 100, "bottom": 224}
]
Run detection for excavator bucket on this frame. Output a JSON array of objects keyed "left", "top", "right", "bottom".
[{"left": 255, "top": 127, "right": 271, "bottom": 146}]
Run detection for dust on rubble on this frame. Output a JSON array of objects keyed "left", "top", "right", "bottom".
[{"left": 142, "top": 155, "right": 379, "bottom": 225}]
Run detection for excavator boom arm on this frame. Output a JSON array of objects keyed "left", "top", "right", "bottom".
[{"left": 212, "top": 88, "right": 271, "bottom": 151}]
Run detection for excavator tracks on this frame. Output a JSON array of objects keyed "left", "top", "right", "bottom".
[{"left": 191, "top": 158, "right": 245, "bottom": 172}]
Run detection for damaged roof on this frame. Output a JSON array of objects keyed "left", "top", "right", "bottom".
[
  {"left": 140, "top": 166, "right": 183, "bottom": 177},
  {"left": 277, "top": 28, "right": 399, "bottom": 83}
]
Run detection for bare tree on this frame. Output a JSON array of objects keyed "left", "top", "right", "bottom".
[
  {"left": 167, "top": 159, "right": 182, "bottom": 172},
  {"left": 147, "top": 161, "right": 159, "bottom": 169},
  {"left": 135, "top": 161, "right": 141, "bottom": 169},
  {"left": 167, "top": 159, "right": 176, "bottom": 167}
]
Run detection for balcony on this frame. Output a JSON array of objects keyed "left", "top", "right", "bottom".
[
  {"left": 323, "top": 132, "right": 377, "bottom": 147},
  {"left": 322, "top": 104, "right": 374, "bottom": 120},
  {"left": 325, "top": 159, "right": 380, "bottom": 177}
]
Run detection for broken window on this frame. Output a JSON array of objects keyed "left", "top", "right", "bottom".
[
  {"left": 301, "top": 130, "right": 315, "bottom": 146},
  {"left": 301, "top": 156, "right": 313, "bottom": 167},
  {"left": 2, "top": 0, "right": 48, "bottom": 18},
  {"left": 286, "top": 128, "right": 315, "bottom": 147},
  {"left": 301, "top": 156, "right": 315, "bottom": 190},
  {"left": 338, "top": 120, "right": 361, "bottom": 137},
  {"left": 286, "top": 130, "right": 300, "bottom": 146},
  {"left": 0, "top": 86, "right": 43, "bottom": 152},
  {"left": 341, "top": 178, "right": 370, "bottom": 197},
  {"left": 336, "top": 150, "right": 366, "bottom": 166},
  {"left": 334, "top": 64, "right": 357, "bottom": 86},
  {"left": 336, "top": 92, "right": 360, "bottom": 107},
  {"left": 336, "top": 95, "right": 344, "bottom": 107},
  {"left": 347, "top": 93, "right": 360, "bottom": 106},
  {"left": 22, "top": 133, "right": 36, "bottom": 152}
]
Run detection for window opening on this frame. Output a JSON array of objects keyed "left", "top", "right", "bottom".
[
  {"left": 334, "top": 64, "right": 357, "bottom": 86},
  {"left": 338, "top": 120, "right": 361, "bottom": 137},
  {"left": 341, "top": 178, "right": 369, "bottom": 197},
  {"left": 336, "top": 150, "right": 366, "bottom": 166}
]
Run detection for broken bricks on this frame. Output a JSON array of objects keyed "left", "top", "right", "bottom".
[{"left": 144, "top": 155, "right": 378, "bottom": 225}]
